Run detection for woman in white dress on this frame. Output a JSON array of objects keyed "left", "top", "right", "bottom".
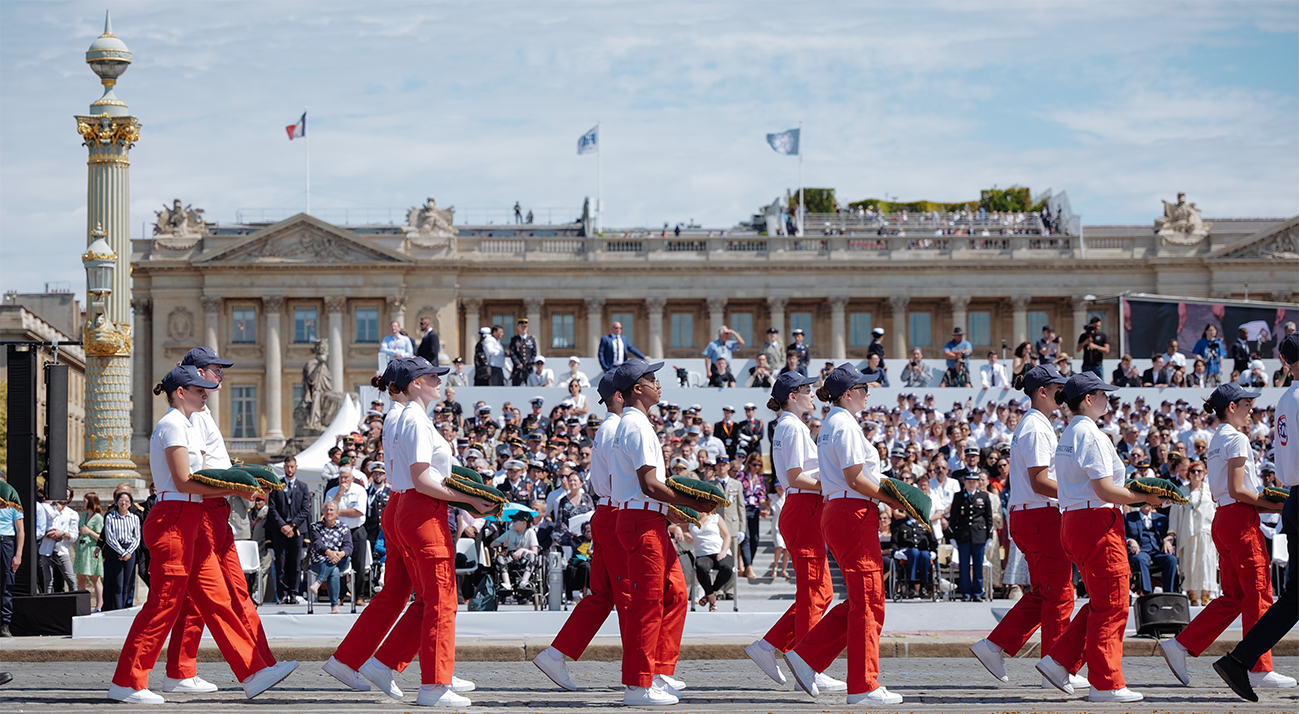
[{"left": 1168, "top": 460, "right": 1218, "bottom": 606}]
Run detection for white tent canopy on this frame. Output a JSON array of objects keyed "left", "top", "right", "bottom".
[{"left": 270, "top": 394, "right": 359, "bottom": 487}]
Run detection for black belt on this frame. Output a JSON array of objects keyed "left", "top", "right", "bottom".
[{"left": 0, "top": 535, "right": 15, "bottom": 542}]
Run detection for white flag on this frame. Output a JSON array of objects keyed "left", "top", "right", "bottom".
[
  {"left": 577, "top": 125, "right": 599, "bottom": 155},
  {"left": 766, "top": 128, "right": 799, "bottom": 156}
]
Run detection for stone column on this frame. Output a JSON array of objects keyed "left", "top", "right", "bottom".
[
  {"left": 129, "top": 297, "right": 152, "bottom": 457},
  {"left": 829, "top": 295, "right": 849, "bottom": 361},
  {"left": 263, "top": 295, "right": 285, "bottom": 443},
  {"left": 200, "top": 296, "right": 221, "bottom": 425},
  {"left": 949, "top": 294, "right": 970, "bottom": 338},
  {"left": 646, "top": 296, "right": 666, "bottom": 359},
  {"left": 1071, "top": 296, "right": 1090, "bottom": 347},
  {"left": 524, "top": 297, "right": 545, "bottom": 349},
  {"left": 462, "top": 298, "right": 482, "bottom": 362},
  {"left": 585, "top": 297, "right": 606, "bottom": 359},
  {"left": 766, "top": 295, "right": 787, "bottom": 339},
  {"left": 388, "top": 295, "right": 406, "bottom": 331},
  {"left": 325, "top": 296, "right": 346, "bottom": 392},
  {"left": 889, "top": 295, "right": 910, "bottom": 358},
  {"left": 706, "top": 297, "right": 727, "bottom": 339},
  {"left": 1010, "top": 295, "right": 1031, "bottom": 347}
]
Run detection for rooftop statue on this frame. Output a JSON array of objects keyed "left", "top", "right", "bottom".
[
  {"left": 1155, "top": 192, "right": 1211, "bottom": 246},
  {"left": 153, "top": 198, "right": 206, "bottom": 248},
  {"left": 404, "top": 196, "right": 456, "bottom": 249}
]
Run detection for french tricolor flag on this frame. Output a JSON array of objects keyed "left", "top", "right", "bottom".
[{"left": 286, "top": 112, "right": 306, "bottom": 140}]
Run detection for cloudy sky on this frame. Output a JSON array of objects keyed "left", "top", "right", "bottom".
[{"left": 1, "top": 1, "right": 1296, "bottom": 295}]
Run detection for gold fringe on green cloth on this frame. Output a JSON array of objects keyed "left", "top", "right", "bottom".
[
  {"left": 1125, "top": 477, "right": 1190, "bottom": 506},
  {"left": 879, "top": 478, "right": 933, "bottom": 532},
  {"left": 190, "top": 469, "right": 263, "bottom": 495},
  {"left": 1262, "top": 486, "right": 1290, "bottom": 503},
  {"left": 666, "top": 476, "right": 730, "bottom": 507},
  {"left": 668, "top": 505, "right": 702, "bottom": 526}
]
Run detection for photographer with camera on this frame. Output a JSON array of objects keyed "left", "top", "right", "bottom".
[
  {"left": 901, "top": 347, "right": 930, "bottom": 388},
  {"left": 1036, "top": 325, "right": 1061, "bottom": 366},
  {"left": 1077, "top": 316, "right": 1110, "bottom": 378}
]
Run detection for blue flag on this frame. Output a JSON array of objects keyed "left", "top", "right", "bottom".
[
  {"left": 766, "top": 128, "right": 799, "bottom": 156},
  {"left": 577, "top": 125, "right": 599, "bottom": 155}
]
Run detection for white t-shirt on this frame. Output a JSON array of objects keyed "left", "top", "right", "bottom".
[
  {"left": 612, "top": 408, "right": 666, "bottom": 506},
  {"left": 1008, "top": 409, "right": 1058, "bottom": 509},
  {"left": 689, "top": 513, "right": 725, "bottom": 556},
  {"left": 816, "top": 406, "right": 878, "bottom": 500},
  {"left": 526, "top": 369, "right": 555, "bottom": 387},
  {"left": 587, "top": 411, "right": 621, "bottom": 500},
  {"left": 191, "top": 407, "right": 231, "bottom": 470},
  {"left": 1275, "top": 382, "right": 1298, "bottom": 488},
  {"left": 1055, "top": 415, "right": 1125, "bottom": 510},
  {"left": 400, "top": 402, "right": 450, "bottom": 488},
  {"left": 1206, "top": 424, "right": 1261, "bottom": 506},
  {"left": 325, "top": 481, "right": 368, "bottom": 529},
  {"left": 150, "top": 407, "right": 202, "bottom": 493},
  {"left": 771, "top": 411, "right": 818, "bottom": 490},
  {"left": 928, "top": 476, "right": 960, "bottom": 513},
  {"left": 383, "top": 401, "right": 409, "bottom": 490}
]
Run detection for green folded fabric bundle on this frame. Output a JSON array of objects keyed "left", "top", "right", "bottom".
[
  {"left": 452, "top": 465, "right": 485, "bottom": 485},
  {"left": 445, "top": 474, "right": 508, "bottom": 517},
  {"left": 1125, "top": 477, "right": 1190, "bottom": 506},
  {"left": 669, "top": 505, "right": 702, "bottom": 526},
  {"left": 667, "top": 476, "right": 731, "bottom": 507},
  {"left": 880, "top": 478, "right": 932, "bottom": 531},
  {"left": 191, "top": 468, "right": 262, "bottom": 495},
  {"left": 233, "top": 464, "right": 284, "bottom": 491},
  {"left": 1262, "top": 486, "right": 1290, "bottom": 504},
  {"left": 0, "top": 480, "right": 22, "bottom": 511}
]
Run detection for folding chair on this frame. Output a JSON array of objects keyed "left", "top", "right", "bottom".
[
  {"left": 306, "top": 556, "right": 357, "bottom": 614},
  {"left": 235, "top": 540, "right": 264, "bottom": 606}
]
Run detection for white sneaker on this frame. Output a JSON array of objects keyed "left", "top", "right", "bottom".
[
  {"left": 1159, "top": 638, "right": 1191, "bottom": 686},
  {"left": 292, "top": 595, "right": 307, "bottom": 605},
  {"left": 451, "top": 675, "right": 475, "bottom": 692},
  {"left": 744, "top": 640, "right": 787, "bottom": 685},
  {"left": 1035, "top": 655, "right": 1074, "bottom": 695},
  {"left": 970, "top": 638, "right": 1008, "bottom": 683},
  {"left": 414, "top": 684, "right": 471, "bottom": 707},
  {"left": 814, "top": 672, "right": 847, "bottom": 692},
  {"left": 623, "top": 684, "right": 677, "bottom": 707},
  {"left": 532, "top": 647, "right": 577, "bottom": 691},
  {"left": 107, "top": 684, "right": 165, "bottom": 704},
  {"left": 781, "top": 650, "right": 819, "bottom": 699},
  {"left": 1249, "top": 670, "right": 1298, "bottom": 688},
  {"left": 161, "top": 675, "right": 218, "bottom": 693},
  {"left": 1088, "top": 686, "right": 1143, "bottom": 703},
  {"left": 654, "top": 674, "right": 682, "bottom": 699},
  {"left": 657, "top": 673, "right": 686, "bottom": 691},
  {"left": 360, "top": 657, "right": 403, "bottom": 700},
  {"left": 322, "top": 657, "right": 372, "bottom": 691},
  {"left": 241, "top": 660, "right": 298, "bottom": 700},
  {"left": 847, "top": 686, "right": 904, "bottom": 705},
  {"left": 1067, "top": 673, "right": 1089, "bottom": 689}
]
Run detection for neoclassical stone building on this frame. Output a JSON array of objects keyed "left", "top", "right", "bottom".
[{"left": 129, "top": 203, "right": 1298, "bottom": 459}]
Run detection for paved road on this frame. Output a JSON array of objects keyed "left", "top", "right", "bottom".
[{"left": 1, "top": 657, "right": 1294, "bottom": 712}]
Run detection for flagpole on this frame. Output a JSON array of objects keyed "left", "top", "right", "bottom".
[
  {"left": 596, "top": 121, "right": 603, "bottom": 235},
  {"left": 797, "top": 119, "right": 804, "bottom": 237},
  {"left": 304, "top": 106, "right": 311, "bottom": 215}
]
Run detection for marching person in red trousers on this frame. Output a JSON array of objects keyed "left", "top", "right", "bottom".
[
  {"left": 533, "top": 372, "right": 628, "bottom": 689},
  {"left": 1036, "top": 371, "right": 1162, "bottom": 703},
  {"left": 1159, "top": 383, "right": 1294, "bottom": 690},
  {"left": 783, "top": 363, "right": 906, "bottom": 706},
  {"left": 971, "top": 364, "right": 1086, "bottom": 691},
  {"left": 610, "top": 359, "right": 717, "bottom": 707},
  {"left": 108, "top": 365, "right": 296, "bottom": 704},
  {"left": 743, "top": 371, "right": 845, "bottom": 694}
]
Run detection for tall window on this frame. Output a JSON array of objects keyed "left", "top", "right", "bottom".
[
  {"left": 1028, "top": 310, "right": 1050, "bottom": 341},
  {"left": 610, "top": 311, "right": 635, "bottom": 348},
  {"left": 490, "top": 312, "right": 515, "bottom": 333},
  {"left": 230, "top": 385, "right": 257, "bottom": 438},
  {"left": 968, "top": 311, "right": 991, "bottom": 347},
  {"left": 231, "top": 307, "right": 256, "bottom": 344},
  {"left": 293, "top": 383, "right": 303, "bottom": 407},
  {"left": 849, "top": 312, "right": 872, "bottom": 347},
  {"left": 790, "top": 312, "right": 813, "bottom": 345},
  {"left": 355, "top": 306, "right": 379, "bottom": 343},
  {"left": 551, "top": 312, "right": 575, "bottom": 350},
  {"left": 293, "top": 307, "right": 317, "bottom": 343},
  {"left": 729, "top": 311, "right": 753, "bottom": 346},
  {"left": 909, "top": 312, "right": 932, "bottom": 347},
  {"left": 671, "top": 313, "right": 693, "bottom": 349}
]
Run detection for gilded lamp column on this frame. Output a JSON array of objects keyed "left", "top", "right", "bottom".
[{"left": 76, "top": 12, "right": 141, "bottom": 480}]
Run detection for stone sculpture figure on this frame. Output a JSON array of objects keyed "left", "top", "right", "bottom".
[
  {"left": 153, "top": 199, "right": 206, "bottom": 248},
  {"left": 294, "top": 338, "right": 341, "bottom": 434},
  {"left": 1155, "top": 192, "right": 1212, "bottom": 246},
  {"left": 404, "top": 196, "right": 456, "bottom": 248}
]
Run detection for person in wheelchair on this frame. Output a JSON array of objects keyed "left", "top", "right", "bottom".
[
  {"left": 490, "top": 512, "right": 540, "bottom": 601},
  {"left": 889, "top": 507, "right": 937, "bottom": 599}
]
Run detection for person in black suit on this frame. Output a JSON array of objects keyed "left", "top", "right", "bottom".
[
  {"left": 269, "top": 455, "right": 312, "bottom": 603},
  {"left": 1142, "top": 353, "right": 1173, "bottom": 386},
  {"left": 1125, "top": 503, "right": 1178, "bottom": 595},
  {"left": 949, "top": 469, "right": 994, "bottom": 600},
  {"left": 416, "top": 316, "right": 440, "bottom": 366},
  {"left": 597, "top": 321, "right": 644, "bottom": 372}
]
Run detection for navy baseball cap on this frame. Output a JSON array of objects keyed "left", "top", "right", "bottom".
[
  {"left": 390, "top": 356, "right": 447, "bottom": 390},
  {"left": 596, "top": 371, "right": 619, "bottom": 405},
  {"left": 1207, "top": 383, "right": 1262, "bottom": 412},
  {"left": 160, "top": 364, "right": 219, "bottom": 392},
  {"left": 1023, "top": 364, "right": 1067, "bottom": 394},
  {"left": 821, "top": 362, "right": 878, "bottom": 400},
  {"left": 1281, "top": 333, "right": 1299, "bottom": 363},
  {"left": 771, "top": 371, "right": 817, "bottom": 404},
  {"left": 610, "top": 359, "right": 664, "bottom": 393},
  {"left": 181, "top": 346, "right": 233, "bottom": 369},
  {"left": 1061, "top": 371, "right": 1119, "bottom": 403}
]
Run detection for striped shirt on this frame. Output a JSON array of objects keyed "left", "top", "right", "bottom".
[{"left": 102, "top": 509, "right": 141, "bottom": 558}]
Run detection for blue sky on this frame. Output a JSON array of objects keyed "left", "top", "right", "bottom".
[{"left": 1, "top": 1, "right": 1296, "bottom": 295}]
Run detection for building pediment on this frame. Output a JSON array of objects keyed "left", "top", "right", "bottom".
[
  {"left": 195, "top": 213, "right": 410, "bottom": 265},
  {"left": 1207, "top": 215, "right": 1299, "bottom": 261}
]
